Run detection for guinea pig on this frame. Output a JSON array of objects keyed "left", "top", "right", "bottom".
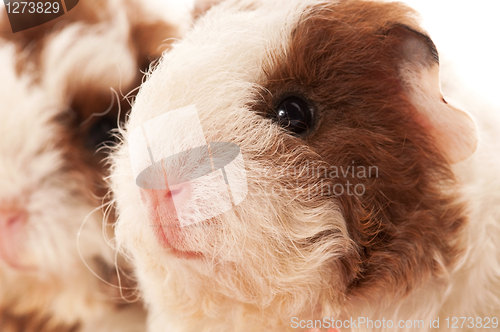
[
  {"left": 0, "top": 1, "right": 182, "bottom": 330},
  {"left": 109, "top": 0, "right": 500, "bottom": 331}
]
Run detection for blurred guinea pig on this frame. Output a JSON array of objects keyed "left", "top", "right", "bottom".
[
  {"left": 0, "top": 1, "right": 182, "bottom": 331},
  {"left": 0, "top": 25, "right": 140, "bottom": 332},
  {"left": 109, "top": 0, "right": 500, "bottom": 331}
]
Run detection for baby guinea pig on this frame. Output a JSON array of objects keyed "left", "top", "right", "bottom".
[
  {"left": 0, "top": 2, "right": 182, "bottom": 331},
  {"left": 109, "top": 0, "right": 500, "bottom": 331}
]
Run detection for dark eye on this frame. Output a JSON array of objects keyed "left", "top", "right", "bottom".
[
  {"left": 85, "top": 117, "right": 117, "bottom": 150},
  {"left": 275, "top": 96, "right": 314, "bottom": 136}
]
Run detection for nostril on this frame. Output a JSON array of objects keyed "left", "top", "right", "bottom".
[
  {"left": 140, "top": 182, "right": 190, "bottom": 212},
  {"left": 7, "top": 214, "right": 24, "bottom": 226},
  {"left": 0, "top": 209, "right": 27, "bottom": 229},
  {"left": 168, "top": 183, "right": 186, "bottom": 198}
]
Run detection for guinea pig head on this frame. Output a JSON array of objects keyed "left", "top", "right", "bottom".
[{"left": 111, "top": 0, "right": 477, "bottom": 326}]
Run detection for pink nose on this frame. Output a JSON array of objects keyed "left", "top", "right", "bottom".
[
  {"left": 0, "top": 208, "right": 29, "bottom": 268},
  {"left": 140, "top": 182, "right": 192, "bottom": 248},
  {"left": 140, "top": 182, "right": 191, "bottom": 226}
]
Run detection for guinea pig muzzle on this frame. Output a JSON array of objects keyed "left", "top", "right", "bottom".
[
  {"left": 139, "top": 180, "right": 201, "bottom": 258},
  {"left": 128, "top": 105, "right": 248, "bottom": 257}
]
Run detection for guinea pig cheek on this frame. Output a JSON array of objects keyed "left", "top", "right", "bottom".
[{"left": 0, "top": 208, "right": 35, "bottom": 271}]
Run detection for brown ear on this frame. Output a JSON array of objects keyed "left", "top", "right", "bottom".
[{"left": 389, "top": 25, "right": 477, "bottom": 164}]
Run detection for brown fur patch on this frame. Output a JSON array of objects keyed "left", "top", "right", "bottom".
[
  {"left": 254, "top": 0, "right": 467, "bottom": 303},
  {"left": 130, "top": 20, "right": 178, "bottom": 70}
]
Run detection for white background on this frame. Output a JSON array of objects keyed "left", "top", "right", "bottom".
[
  {"left": 165, "top": 0, "right": 500, "bottom": 107},
  {"left": 404, "top": 0, "right": 500, "bottom": 104}
]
